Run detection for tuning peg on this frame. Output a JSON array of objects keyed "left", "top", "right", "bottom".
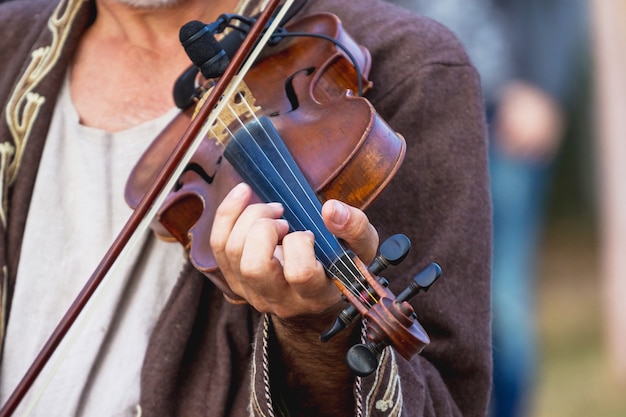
[
  {"left": 346, "top": 342, "right": 383, "bottom": 377},
  {"left": 368, "top": 233, "right": 411, "bottom": 275},
  {"left": 397, "top": 262, "right": 441, "bottom": 302},
  {"left": 320, "top": 234, "right": 411, "bottom": 342}
]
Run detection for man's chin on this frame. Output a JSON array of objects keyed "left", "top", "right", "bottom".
[{"left": 113, "top": 0, "right": 184, "bottom": 9}]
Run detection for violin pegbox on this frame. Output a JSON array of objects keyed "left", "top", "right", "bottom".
[{"left": 323, "top": 234, "right": 442, "bottom": 376}]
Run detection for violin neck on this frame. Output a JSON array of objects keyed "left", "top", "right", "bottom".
[{"left": 224, "top": 116, "right": 355, "bottom": 272}]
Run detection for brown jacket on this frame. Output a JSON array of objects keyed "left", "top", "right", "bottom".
[{"left": 0, "top": 0, "right": 492, "bottom": 415}]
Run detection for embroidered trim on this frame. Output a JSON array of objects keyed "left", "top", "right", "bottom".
[
  {"left": 363, "top": 348, "right": 403, "bottom": 417},
  {"left": 356, "top": 374, "right": 364, "bottom": 417},
  {"left": 355, "top": 319, "right": 367, "bottom": 417},
  {"left": 2, "top": 0, "right": 84, "bottom": 227},
  {"left": 261, "top": 314, "right": 275, "bottom": 417},
  {"left": 250, "top": 314, "right": 273, "bottom": 417},
  {"left": 0, "top": 265, "right": 7, "bottom": 352},
  {"left": 0, "top": 143, "right": 15, "bottom": 227},
  {"left": 236, "top": 0, "right": 270, "bottom": 17}
]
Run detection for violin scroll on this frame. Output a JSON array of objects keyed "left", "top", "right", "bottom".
[{"left": 321, "top": 234, "right": 441, "bottom": 376}]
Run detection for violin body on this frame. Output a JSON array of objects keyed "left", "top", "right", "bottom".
[{"left": 125, "top": 12, "right": 406, "bottom": 299}]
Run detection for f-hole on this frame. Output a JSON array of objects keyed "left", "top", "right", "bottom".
[
  {"left": 284, "top": 66, "right": 315, "bottom": 113},
  {"left": 175, "top": 156, "right": 223, "bottom": 190}
]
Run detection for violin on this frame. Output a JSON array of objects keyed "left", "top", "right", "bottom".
[
  {"left": 126, "top": 5, "right": 441, "bottom": 375},
  {"left": 0, "top": 1, "right": 439, "bottom": 414}
]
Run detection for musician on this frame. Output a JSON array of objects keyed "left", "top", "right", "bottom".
[{"left": 0, "top": 0, "right": 491, "bottom": 416}]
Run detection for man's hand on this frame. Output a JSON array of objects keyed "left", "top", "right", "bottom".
[{"left": 210, "top": 182, "right": 379, "bottom": 318}]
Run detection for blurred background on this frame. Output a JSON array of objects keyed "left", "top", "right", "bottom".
[
  {"left": 385, "top": 1, "right": 626, "bottom": 416},
  {"left": 533, "top": 3, "right": 626, "bottom": 415}
]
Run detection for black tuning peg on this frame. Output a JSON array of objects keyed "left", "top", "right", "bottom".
[
  {"left": 368, "top": 233, "right": 411, "bottom": 275},
  {"left": 397, "top": 262, "right": 441, "bottom": 302}
]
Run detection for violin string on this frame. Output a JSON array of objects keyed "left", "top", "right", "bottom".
[
  {"left": 216, "top": 113, "right": 374, "bottom": 307},
  {"left": 212, "top": 106, "right": 371, "bottom": 304},
  {"left": 229, "top": 103, "right": 374, "bottom": 306},
  {"left": 215, "top": 94, "right": 377, "bottom": 306},
  {"left": 235, "top": 100, "right": 378, "bottom": 306}
]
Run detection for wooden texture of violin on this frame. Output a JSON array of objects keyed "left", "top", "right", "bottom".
[{"left": 124, "top": 12, "right": 406, "bottom": 299}]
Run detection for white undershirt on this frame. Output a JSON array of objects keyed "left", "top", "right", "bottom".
[{"left": 0, "top": 74, "right": 185, "bottom": 416}]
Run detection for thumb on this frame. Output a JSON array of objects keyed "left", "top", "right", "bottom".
[{"left": 322, "top": 200, "right": 378, "bottom": 263}]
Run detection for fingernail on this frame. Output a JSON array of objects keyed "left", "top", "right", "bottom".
[
  {"left": 229, "top": 182, "right": 247, "bottom": 199},
  {"left": 331, "top": 200, "right": 348, "bottom": 225}
]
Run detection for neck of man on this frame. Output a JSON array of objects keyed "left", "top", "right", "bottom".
[{"left": 70, "top": 0, "right": 243, "bottom": 131}]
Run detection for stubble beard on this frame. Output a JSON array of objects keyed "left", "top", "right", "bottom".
[{"left": 113, "top": 0, "right": 185, "bottom": 9}]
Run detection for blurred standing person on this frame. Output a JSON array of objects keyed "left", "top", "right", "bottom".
[
  {"left": 386, "top": 1, "right": 587, "bottom": 416},
  {"left": 590, "top": 0, "right": 626, "bottom": 384}
]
